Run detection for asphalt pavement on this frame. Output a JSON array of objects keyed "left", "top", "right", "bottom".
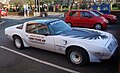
[{"left": 0, "top": 15, "right": 119, "bottom": 73}]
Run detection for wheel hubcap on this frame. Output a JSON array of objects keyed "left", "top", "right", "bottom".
[
  {"left": 95, "top": 24, "right": 101, "bottom": 29},
  {"left": 15, "top": 39, "right": 21, "bottom": 48},
  {"left": 70, "top": 51, "right": 82, "bottom": 64}
]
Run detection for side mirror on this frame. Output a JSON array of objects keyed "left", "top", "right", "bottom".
[{"left": 42, "top": 32, "right": 50, "bottom": 36}]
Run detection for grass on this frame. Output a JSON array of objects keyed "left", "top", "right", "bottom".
[{"left": 112, "top": 7, "right": 119, "bottom": 10}]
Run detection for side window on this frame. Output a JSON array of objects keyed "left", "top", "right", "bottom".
[
  {"left": 26, "top": 23, "right": 50, "bottom": 35},
  {"left": 80, "top": 12, "right": 92, "bottom": 18},
  {"left": 69, "top": 12, "right": 79, "bottom": 17},
  {"left": 16, "top": 24, "right": 23, "bottom": 29},
  {"left": 80, "top": 12, "right": 84, "bottom": 17},
  {"left": 37, "top": 26, "right": 49, "bottom": 35}
]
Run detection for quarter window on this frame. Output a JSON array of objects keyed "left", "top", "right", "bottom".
[{"left": 16, "top": 25, "right": 23, "bottom": 29}]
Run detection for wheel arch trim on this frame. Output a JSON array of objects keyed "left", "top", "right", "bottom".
[
  {"left": 12, "top": 34, "right": 30, "bottom": 47},
  {"left": 65, "top": 45, "right": 90, "bottom": 61}
]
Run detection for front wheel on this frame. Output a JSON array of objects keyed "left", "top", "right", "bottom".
[
  {"left": 94, "top": 23, "right": 102, "bottom": 30},
  {"left": 67, "top": 47, "right": 89, "bottom": 66},
  {"left": 13, "top": 36, "right": 24, "bottom": 50}
]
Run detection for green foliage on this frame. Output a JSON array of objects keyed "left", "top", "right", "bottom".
[
  {"left": 42, "top": 0, "right": 62, "bottom": 4},
  {"left": 8, "top": 8, "right": 13, "bottom": 12},
  {"left": 9, "top": 0, "right": 35, "bottom": 6},
  {"left": 9, "top": 0, "right": 24, "bottom": 6},
  {"left": 25, "top": 0, "right": 35, "bottom": 5},
  {"left": 112, "top": 7, "right": 119, "bottom": 10}
]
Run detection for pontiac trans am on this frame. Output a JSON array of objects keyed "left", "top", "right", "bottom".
[{"left": 5, "top": 19, "right": 118, "bottom": 66}]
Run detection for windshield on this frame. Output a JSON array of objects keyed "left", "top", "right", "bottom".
[
  {"left": 93, "top": 11, "right": 104, "bottom": 15},
  {"left": 48, "top": 20, "right": 71, "bottom": 35},
  {"left": 89, "top": 11, "right": 99, "bottom": 17}
]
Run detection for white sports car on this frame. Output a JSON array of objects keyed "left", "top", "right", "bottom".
[{"left": 5, "top": 19, "right": 118, "bottom": 66}]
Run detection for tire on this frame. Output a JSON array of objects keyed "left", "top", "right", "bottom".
[
  {"left": 94, "top": 23, "right": 102, "bottom": 30},
  {"left": 67, "top": 47, "right": 89, "bottom": 66},
  {"left": 13, "top": 36, "right": 24, "bottom": 50}
]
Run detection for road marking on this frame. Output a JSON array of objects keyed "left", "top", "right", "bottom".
[
  {"left": 0, "top": 46, "right": 80, "bottom": 73},
  {"left": 0, "top": 21, "right": 5, "bottom": 25}
]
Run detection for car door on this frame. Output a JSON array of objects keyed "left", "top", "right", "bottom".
[
  {"left": 25, "top": 23, "right": 54, "bottom": 52},
  {"left": 80, "top": 11, "right": 93, "bottom": 27},
  {"left": 68, "top": 11, "right": 81, "bottom": 26}
]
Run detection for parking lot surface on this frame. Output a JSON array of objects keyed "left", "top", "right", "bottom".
[{"left": 0, "top": 16, "right": 119, "bottom": 73}]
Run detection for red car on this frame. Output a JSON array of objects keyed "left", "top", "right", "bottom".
[
  {"left": 0, "top": 9, "right": 8, "bottom": 16},
  {"left": 92, "top": 10, "right": 117, "bottom": 24},
  {"left": 65, "top": 10, "right": 108, "bottom": 30}
]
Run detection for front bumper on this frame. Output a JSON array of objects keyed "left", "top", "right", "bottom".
[
  {"left": 102, "top": 22, "right": 108, "bottom": 29},
  {"left": 110, "top": 46, "right": 119, "bottom": 59},
  {"left": 111, "top": 18, "right": 117, "bottom": 24},
  {"left": 102, "top": 36, "right": 118, "bottom": 59}
]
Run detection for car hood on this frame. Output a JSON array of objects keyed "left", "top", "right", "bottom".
[
  {"left": 103, "top": 14, "right": 115, "bottom": 17},
  {"left": 59, "top": 28, "right": 111, "bottom": 46}
]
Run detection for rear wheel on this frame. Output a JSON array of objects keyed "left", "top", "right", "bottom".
[
  {"left": 13, "top": 36, "right": 24, "bottom": 50},
  {"left": 94, "top": 23, "right": 102, "bottom": 30},
  {"left": 67, "top": 47, "right": 89, "bottom": 66}
]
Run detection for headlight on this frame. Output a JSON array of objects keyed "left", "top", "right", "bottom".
[
  {"left": 113, "top": 16, "right": 117, "bottom": 19},
  {"left": 103, "top": 19, "right": 109, "bottom": 23},
  {"left": 101, "top": 17, "right": 108, "bottom": 23}
]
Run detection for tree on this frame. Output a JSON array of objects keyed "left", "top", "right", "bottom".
[
  {"left": 9, "top": 0, "right": 24, "bottom": 6},
  {"left": 70, "top": 0, "right": 75, "bottom": 10},
  {"left": 25, "top": 0, "right": 35, "bottom": 6},
  {"left": 67, "top": 0, "right": 70, "bottom": 6},
  {"left": 9, "top": 0, "right": 35, "bottom": 7}
]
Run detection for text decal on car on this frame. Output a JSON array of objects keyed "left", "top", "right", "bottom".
[{"left": 28, "top": 35, "right": 46, "bottom": 44}]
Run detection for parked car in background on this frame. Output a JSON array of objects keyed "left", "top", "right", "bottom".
[
  {"left": 65, "top": 10, "right": 108, "bottom": 30},
  {"left": 92, "top": 10, "right": 117, "bottom": 24},
  {"left": 5, "top": 19, "right": 118, "bottom": 66},
  {"left": 0, "top": 9, "right": 8, "bottom": 16}
]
